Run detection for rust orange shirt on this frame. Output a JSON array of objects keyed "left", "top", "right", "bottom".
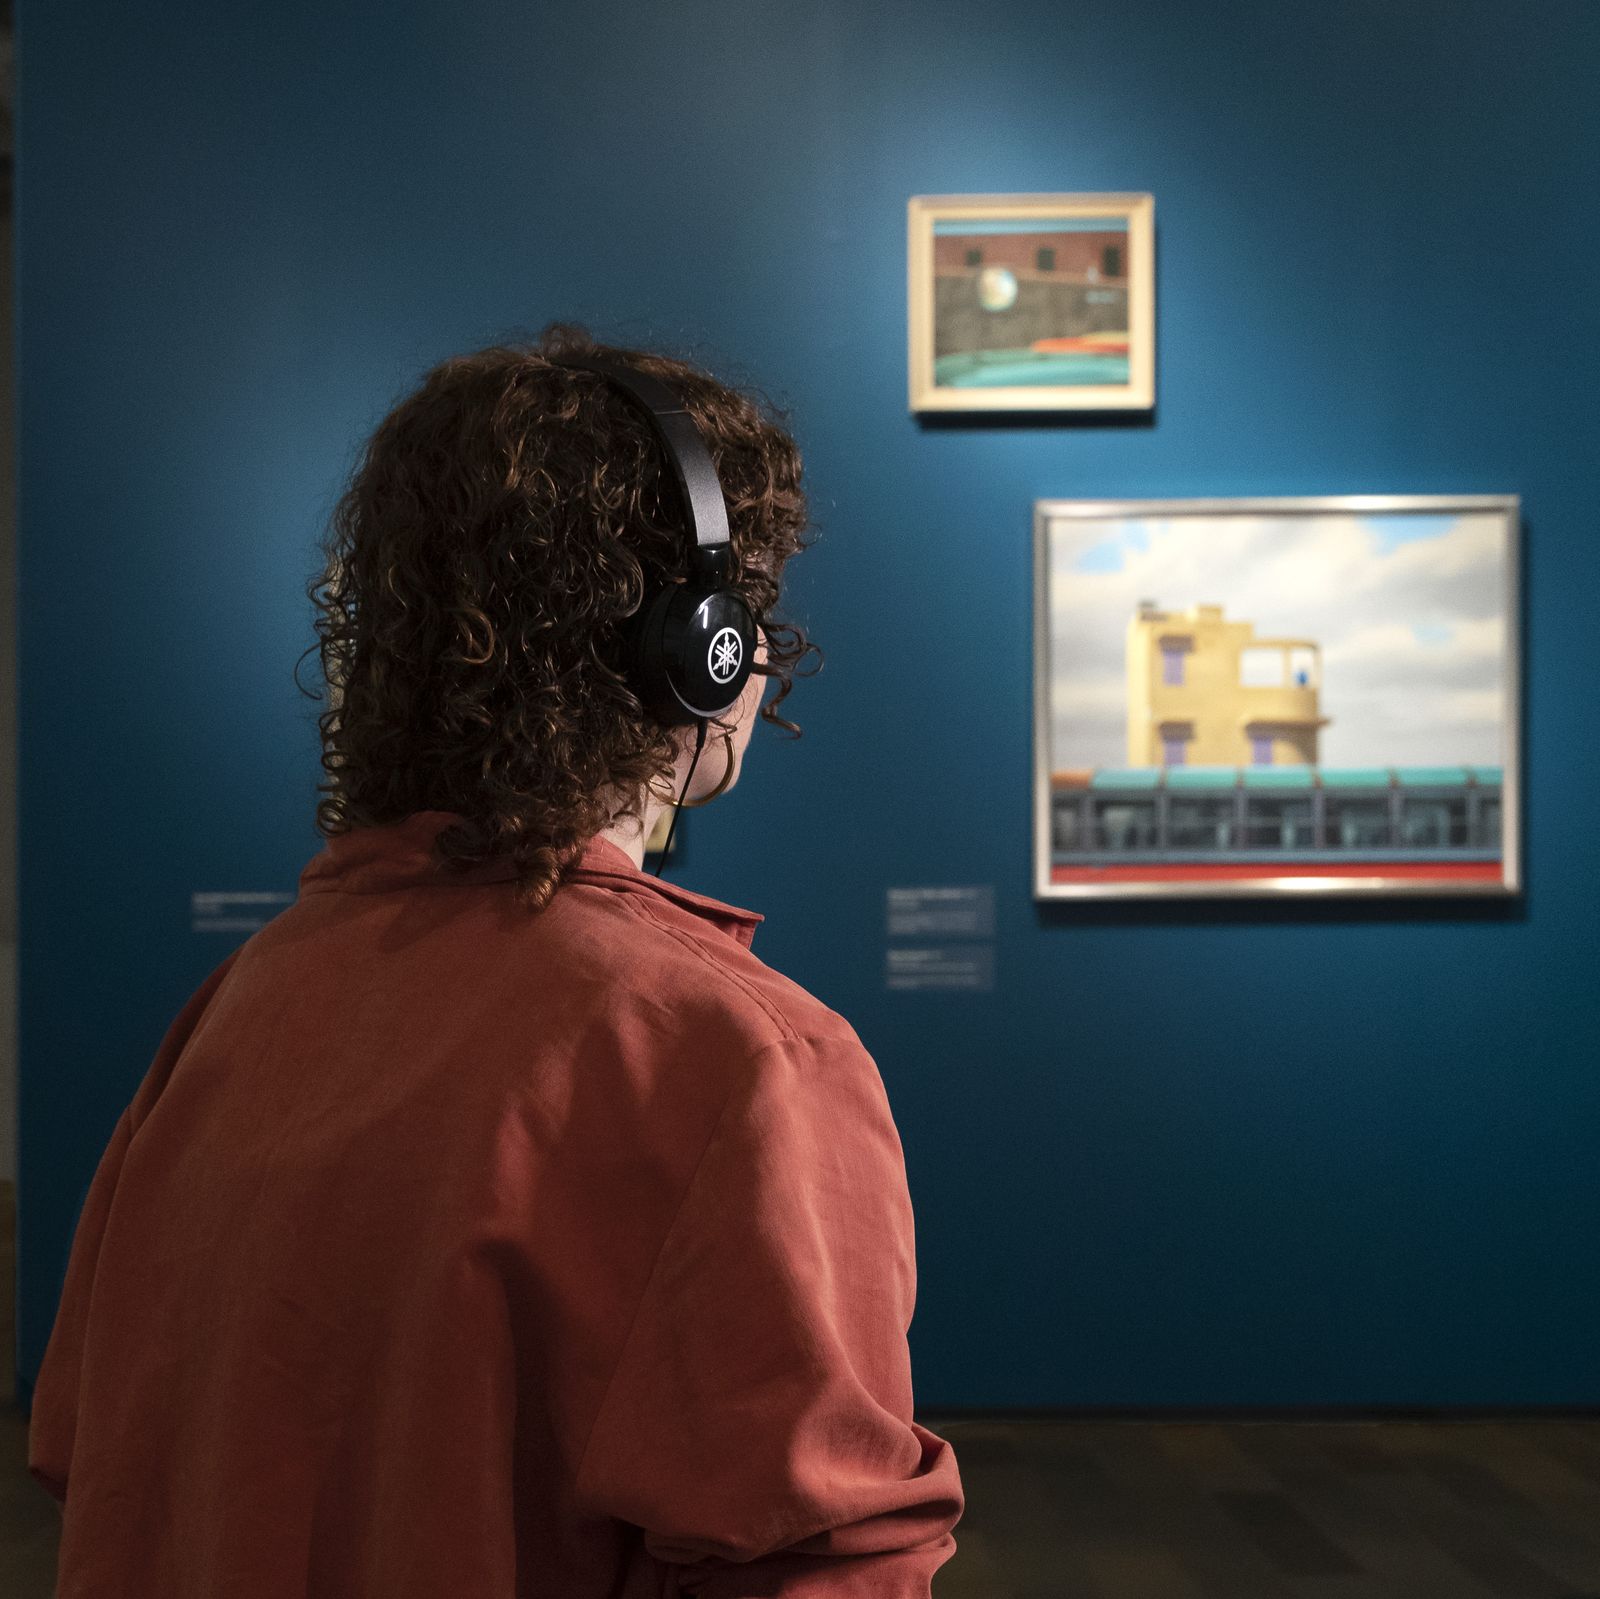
[{"left": 29, "top": 811, "right": 963, "bottom": 1597}]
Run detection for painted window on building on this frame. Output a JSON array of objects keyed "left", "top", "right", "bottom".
[
  {"left": 1325, "top": 799, "right": 1392, "bottom": 850},
  {"left": 1093, "top": 799, "right": 1158, "bottom": 851},
  {"left": 1250, "top": 733, "right": 1274, "bottom": 765},
  {"left": 1161, "top": 734, "right": 1187, "bottom": 766},
  {"left": 1243, "top": 797, "right": 1315, "bottom": 849},
  {"left": 1475, "top": 795, "right": 1502, "bottom": 849},
  {"left": 1400, "top": 797, "right": 1471, "bottom": 848},
  {"left": 1240, "top": 647, "right": 1284, "bottom": 687},
  {"left": 1052, "top": 796, "right": 1085, "bottom": 851},
  {"left": 1167, "top": 798, "right": 1236, "bottom": 850},
  {"left": 1161, "top": 642, "right": 1186, "bottom": 685},
  {"left": 1037, "top": 246, "right": 1055, "bottom": 272}
]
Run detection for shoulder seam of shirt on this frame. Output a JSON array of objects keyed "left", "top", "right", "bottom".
[
  {"left": 614, "top": 891, "right": 797, "bottom": 1041},
  {"left": 568, "top": 1029, "right": 856, "bottom": 1512}
]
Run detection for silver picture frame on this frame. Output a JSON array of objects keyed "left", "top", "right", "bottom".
[{"left": 1032, "top": 495, "right": 1522, "bottom": 901}]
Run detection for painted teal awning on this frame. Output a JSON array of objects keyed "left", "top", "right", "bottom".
[
  {"left": 1089, "top": 768, "right": 1161, "bottom": 790},
  {"left": 1078, "top": 765, "right": 1498, "bottom": 791},
  {"left": 1395, "top": 766, "right": 1470, "bottom": 787},
  {"left": 1319, "top": 768, "right": 1394, "bottom": 788},
  {"left": 1164, "top": 766, "right": 1242, "bottom": 790},
  {"left": 1241, "top": 767, "right": 1316, "bottom": 790}
]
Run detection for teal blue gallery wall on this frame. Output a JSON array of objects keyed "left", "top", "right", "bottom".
[{"left": 17, "top": 0, "right": 1600, "bottom": 1407}]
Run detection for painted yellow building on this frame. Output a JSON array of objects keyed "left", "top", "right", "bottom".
[{"left": 1126, "top": 601, "right": 1329, "bottom": 767}]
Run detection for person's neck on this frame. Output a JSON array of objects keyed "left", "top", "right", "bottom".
[{"left": 596, "top": 789, "right": 676, "bottom": 870}]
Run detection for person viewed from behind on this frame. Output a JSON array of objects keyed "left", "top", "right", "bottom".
[{"left": 29, "top": 325, "right": 964, "bottom": 1596}]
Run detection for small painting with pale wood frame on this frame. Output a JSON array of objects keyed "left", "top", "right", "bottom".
[{"left": 909, "top": 193, "right": 1155, "bottom": 413}]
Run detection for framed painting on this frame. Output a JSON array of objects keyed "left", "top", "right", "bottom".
[
  {"left": 908, "top": 192, "right": 1154, "bottom": 413},
  {"left": 1032, "top": 496, "right": 1522, "bottom": 900}
]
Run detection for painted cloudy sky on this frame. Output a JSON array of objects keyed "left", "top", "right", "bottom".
[{"left": 1047, "top": 509, "right": 1510, "bottom": 769}]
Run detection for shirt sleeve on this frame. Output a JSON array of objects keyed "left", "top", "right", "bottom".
[
  {"left": 573, "top": 1030, "right": 963, "bottom": 1597},
  {"left": 27, "top": 951, "right": 242, "bottom": 1504}
]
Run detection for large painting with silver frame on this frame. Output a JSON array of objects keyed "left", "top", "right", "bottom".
[{"left": 1032, "top": 496, "right": 1521, "bottom": 900}]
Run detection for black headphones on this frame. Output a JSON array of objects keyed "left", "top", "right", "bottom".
[{"left": 550, "top": 353, "right": 757, "bottom": 728}]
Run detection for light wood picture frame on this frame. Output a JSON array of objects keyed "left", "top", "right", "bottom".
[{"left": 908, "top": 192, "right": 1155, "bottom": 413}]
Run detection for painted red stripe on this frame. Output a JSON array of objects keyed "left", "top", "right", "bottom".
[{"left": 1050, "top": 861, "right": 1502, "bottom": 884}]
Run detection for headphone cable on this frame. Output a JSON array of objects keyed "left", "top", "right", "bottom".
[{"left": 652, "top": 717, "right": 707, "bottom": 877}]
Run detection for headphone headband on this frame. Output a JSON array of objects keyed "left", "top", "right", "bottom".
[{"left": 552, "top": 353, "right": 732, "bottom": 586}]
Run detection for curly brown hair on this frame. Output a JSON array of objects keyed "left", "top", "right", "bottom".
[{"left": 299, "top": 323, "right": 820, "bottom": 911}]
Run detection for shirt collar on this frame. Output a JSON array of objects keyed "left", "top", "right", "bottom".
[{"left": 297, "top": 809, "right": 764, "bottom": 948}]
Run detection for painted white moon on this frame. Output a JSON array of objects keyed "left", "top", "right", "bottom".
[{"left": 977, "top": 266, "right": 1018, "bottom": 313}]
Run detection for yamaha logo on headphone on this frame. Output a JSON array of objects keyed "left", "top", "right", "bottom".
[{"left": 707, "top": 626, "right": 743, "bottom": 685}]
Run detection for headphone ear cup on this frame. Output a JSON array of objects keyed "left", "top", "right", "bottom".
[
  {"left": 668, "top": 587, "right": 755, "bottom": 716},
  {"left": 631, "top": 583, "right": 755, "bottom": 725},
  {"left": 628, "top": 583, "right": 689, "bottom": 725}
]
